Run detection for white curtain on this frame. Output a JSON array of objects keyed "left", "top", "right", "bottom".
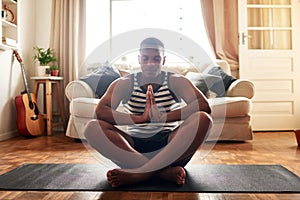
[{"left": 50, "top": 0, "right": 86, "bottom": 118}]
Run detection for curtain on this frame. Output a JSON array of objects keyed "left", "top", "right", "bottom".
[
  {"left": 50, "top": 0, "right": 86, "bottom": 119},
  {"left": 201, "top": 0, "right": 239, "bottom": 77}
]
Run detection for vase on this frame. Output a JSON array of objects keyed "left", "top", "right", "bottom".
[
  {"left": 51, "top": 70, "right": 59, "bottom": 76},
  {"left": 36, "top": 66, "right": 50, "bottom": 77}
]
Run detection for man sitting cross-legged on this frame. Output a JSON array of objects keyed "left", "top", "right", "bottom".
[{"left": 84, "top": 37, "right": 212, "bottom": 187}]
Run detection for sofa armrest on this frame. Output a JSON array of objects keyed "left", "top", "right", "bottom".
[
  {"left": 226, "top": 79, "right": 255, "bottom": 99},
  {"left": 65, "top": 80, "right": 95, "bottom": 102}
]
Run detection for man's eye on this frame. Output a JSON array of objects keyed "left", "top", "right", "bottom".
[{"left": 154, "top": 56, "right": 161, "bottom": 61}]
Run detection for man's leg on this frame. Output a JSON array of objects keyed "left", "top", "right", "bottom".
[
  {"left": 107, "top": 111, "right": 212, "bottom": 187},
  {"left": 84, "top": 119, "right": 149, "bottom": 169}
]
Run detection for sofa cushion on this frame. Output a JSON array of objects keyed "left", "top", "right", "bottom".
[
  {"left": 80, "top": 65, "right": 121, "bottom": 98},
  {"left": 185, "top": 72, "right": 224, "bottom": 97},
  {"left": 70, "top": 97, "right": 100, "bottom": 118},
  {"left": 209, "top": 97, "right": 251, "bottom": 118}
]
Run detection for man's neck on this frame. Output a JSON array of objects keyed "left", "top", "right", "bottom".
[{"left": 140, "top": 72, "right": 163, "bottom": 85}]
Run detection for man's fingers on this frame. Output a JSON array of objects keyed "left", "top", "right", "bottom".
[{"left": 147, "top": 85, "right": 156, "bottom": 105}]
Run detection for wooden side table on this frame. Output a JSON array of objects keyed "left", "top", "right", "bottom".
[{"left": 31, "top": 76, "right": 66, "bottom": 135}]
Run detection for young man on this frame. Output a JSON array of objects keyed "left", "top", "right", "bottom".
[{"left": 84, "top": 37, "right": 212, "bottom": 187}]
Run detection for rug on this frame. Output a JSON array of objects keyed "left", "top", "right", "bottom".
[{"left": 0, "top": 164, "right": 299, "bottom": 192}]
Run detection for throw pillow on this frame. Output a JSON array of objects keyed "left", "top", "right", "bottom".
[
  {"left": 208, "top": 66, "right": 237, "bottom": 91},
  {"left": 80, "top": 65, "right": 121, "bottom": 98},
  {"left": 185, "top": 72, "right": 224, "bottom": 97}
]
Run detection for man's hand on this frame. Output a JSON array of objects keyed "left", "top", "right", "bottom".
[{"left": 146, "top": 85, "right": 166, "bottom": 123}]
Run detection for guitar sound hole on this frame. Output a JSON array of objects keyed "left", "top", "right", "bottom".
[
  {"left": 33, "top": 103, "right": 40, "bottom": 115},
  {"left": 31, "top": 115, "right": 38, "bottom": 120}
]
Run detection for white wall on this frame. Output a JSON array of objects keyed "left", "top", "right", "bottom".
[{"left": 0, "top": 0, "right": 52, "bottom": 140}]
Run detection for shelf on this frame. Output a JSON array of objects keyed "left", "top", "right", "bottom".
[
  {"left": 0, "top": 43, "right": 19, "bottom": 51},
  {"left": 3, "top": 0, "right": 17, "bottom": 4},
  {"left": 1, "top": 0, "right": 19, "bottom": 51},
  {"left": 1, "top": 19, "right": 17, "bottom": 28}
]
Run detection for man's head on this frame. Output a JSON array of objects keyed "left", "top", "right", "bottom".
[{"left": 139, "top": 37, "right": 165, "bottom": 79}]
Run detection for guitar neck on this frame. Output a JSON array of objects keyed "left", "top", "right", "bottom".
[{"left": 20, "top": 63, "right": 32, "bottom": 102}]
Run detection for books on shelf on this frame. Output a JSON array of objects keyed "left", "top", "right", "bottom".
[{"left": 2, "top": 37, "right": 17, "bottom": 47}]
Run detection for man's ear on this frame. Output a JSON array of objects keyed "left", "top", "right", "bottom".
[{"left": 138, "top": 55, "right": 141, "bottom": 64}]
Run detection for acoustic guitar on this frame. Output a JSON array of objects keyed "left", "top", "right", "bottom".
[{"left": 13, "top": 50, "right": 45, "bottom": 137}]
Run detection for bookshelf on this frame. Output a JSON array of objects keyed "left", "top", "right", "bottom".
[{"left": 1, "top": 0, "right": 19, "bottom": 50}]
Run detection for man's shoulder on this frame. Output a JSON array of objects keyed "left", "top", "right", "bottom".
[
  {"left": 167, "top": 71, "right": 191, "bottom": 89},
  {"left": 166, "top": 71, "right": 186, "bottom": 80}
]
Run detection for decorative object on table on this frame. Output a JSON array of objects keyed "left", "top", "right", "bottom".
[
  {"left": 33, "top": 46, "right": 57, "bottom": 77},
  {"left": 45, "top": 68, "right": 51, "bottom": 76},
  {"left": 2, "top": 4, "right": 15, "bottom": 23},
  {"left": 13, "top": 50, "right": 45, "bottom": 137},
  {"left": 49, "top": 65, "right": 59, "bottom": 76}
]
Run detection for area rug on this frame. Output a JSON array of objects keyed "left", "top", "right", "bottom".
[{"left": 0, "top": 164, "right": 299, "bottom": 193}]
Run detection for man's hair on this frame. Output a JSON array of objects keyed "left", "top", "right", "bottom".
[{"left": 140, "top": 37, "right": 164, "bottom": 52}]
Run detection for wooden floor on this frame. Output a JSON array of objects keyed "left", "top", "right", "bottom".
[{"left": 0, "top": 131, "right": 299, "bottom": 200}]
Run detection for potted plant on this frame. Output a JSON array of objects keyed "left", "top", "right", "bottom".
[
  {"left": 33, "top": 46, "right": 57, "bottom": 76},
  {"left": 50, "top": 65, "right": 59, "bottom": 76},
  {"left": 45, "top": 68, "right": 51, "bottom": 76}
]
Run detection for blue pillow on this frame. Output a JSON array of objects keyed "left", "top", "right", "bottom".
[
  {"left": 185, "top": 72, "right": 225, "bottom": 97},
  {"left": 80, "top": 65, "right": 121, "bottom": 98},
  {"left": 208, "top": 66, "right": 237, "bottom": 91}
]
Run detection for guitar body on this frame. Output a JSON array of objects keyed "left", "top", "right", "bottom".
[
  {"left": 15, "top": 93, "right": 45, "bottom": 137},
  {"left": 13, "top": 50, "right": 45, "bottom": 137}
]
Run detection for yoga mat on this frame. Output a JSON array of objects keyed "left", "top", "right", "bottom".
[{"left": 0, "top": 164, "right": 299, "bottom": 193}]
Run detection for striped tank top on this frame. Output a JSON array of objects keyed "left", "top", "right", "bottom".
[{"left": 122, "top": 71, "right": 181, "bottom": 137}]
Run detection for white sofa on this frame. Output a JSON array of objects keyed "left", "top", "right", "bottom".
[{"left": 65, "top": 60, "right": 254, "bottom": 141}]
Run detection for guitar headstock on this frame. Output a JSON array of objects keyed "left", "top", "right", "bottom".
[{"left": 13, "top": 50, "right": 23, "bottom": 63}]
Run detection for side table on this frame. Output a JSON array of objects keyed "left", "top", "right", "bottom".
[{"left": 31, "top": 76, "right": 66, "bottom": 135}]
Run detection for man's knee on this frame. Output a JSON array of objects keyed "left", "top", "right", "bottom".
[
  {"left": 190, "top": 111, "right": 212, "bottom": 125},
  {"left": 84, "top": 119, "right": 107, "bottom": 139}
]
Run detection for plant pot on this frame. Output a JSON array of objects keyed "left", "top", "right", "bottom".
[
  {"left": 51, "top": 70, "right": 59, "bottom": 76},
  {"left": 36, "top": 66, "right": 50, "bottom": 77}
]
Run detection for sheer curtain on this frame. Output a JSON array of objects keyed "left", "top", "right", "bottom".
[
  {"left": 50, "top": 0, "right": 86, "bottom": 117},
  {"left": 86, "top": 0, "right": 215, "bottom": 63},
  {"left": 201, "top": 0, "right": 239, "bottom": 77}
]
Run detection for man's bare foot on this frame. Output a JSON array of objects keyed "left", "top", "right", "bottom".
[
  {"left": 157, "top": 166, "right": 186, "bottom": 185},
  {"left": 106, "top": 169, "right": 153, "bottom": 187}
]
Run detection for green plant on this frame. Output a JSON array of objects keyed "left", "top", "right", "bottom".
[
  {"left": 50, "top": 65, "right": 59, "bottom": 70},
  {"left": 45, "top": 68, "right": 51, "bottom": 75},
  {"left": 33, "top": 46, "right": 57, "bottom": 66}
]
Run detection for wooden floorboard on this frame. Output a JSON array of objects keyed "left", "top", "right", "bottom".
[{"left": 0, "top": 131, "right": 299, "bottom": 200}]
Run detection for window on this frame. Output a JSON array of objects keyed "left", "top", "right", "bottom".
[{"left": 86, "top": 0, "right": 214, "bottom": 64}]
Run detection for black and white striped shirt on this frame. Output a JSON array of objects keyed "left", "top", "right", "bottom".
[{"left": 123, "top": 71, "right": 181, "bottom": 137}]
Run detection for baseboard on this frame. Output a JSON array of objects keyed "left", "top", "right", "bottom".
[{"left": 0, "top": 130, "right": 18, "bottom": 141}]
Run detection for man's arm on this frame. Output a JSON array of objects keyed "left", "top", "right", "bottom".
[{"left": 95, "top": 77, "right": 151, "bottom": 125}]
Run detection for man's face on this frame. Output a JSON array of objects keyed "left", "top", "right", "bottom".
[{"left": 139, "top": 48, "right": 165, "bottom": 78}]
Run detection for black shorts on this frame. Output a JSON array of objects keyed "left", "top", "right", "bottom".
[{"left": 131, "top": 130, "right": 172, "bottom": 153}]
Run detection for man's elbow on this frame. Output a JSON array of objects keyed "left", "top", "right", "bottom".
[
  {"left": 202, "top": 103, "right": 212, "bottom": 114},
  {"left": 205, "top": 106, "right": 212, "bottom": 114},
  {"left": 95, "top": 104, "right": 107, "bottom": 120}
]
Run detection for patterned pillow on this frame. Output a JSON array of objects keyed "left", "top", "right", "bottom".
[
  {"left": 80, "top": 65, "right": 121, "bottom": 98},
  {"left": 208, "top": 66, "right": 237, "bottom": 91},
  {"left": 185, "top": 72, "right": 224, "bottom": 97}
]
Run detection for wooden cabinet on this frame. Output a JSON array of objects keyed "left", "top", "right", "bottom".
[{"left": 1, "top": 0, "right": 19, "bottom": 50}]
